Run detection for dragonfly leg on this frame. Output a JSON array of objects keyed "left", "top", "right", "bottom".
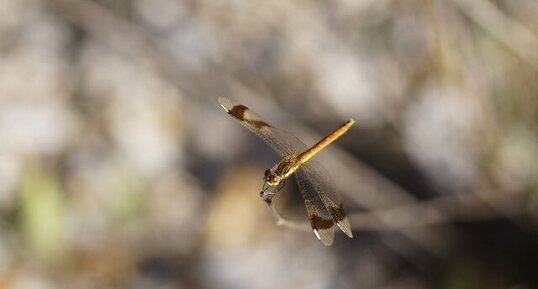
[
  {"left": 276, "top": 180, "right": 286, "bottom": 193},
  {"left": 260, "top": 180, "right": 286, "bottom": 203}
]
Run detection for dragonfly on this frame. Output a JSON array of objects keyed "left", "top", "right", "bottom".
[{"left": 218, "top": 97, "right": 354, "bottom": 246}]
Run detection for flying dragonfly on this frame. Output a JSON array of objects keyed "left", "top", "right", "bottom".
[{"left": 218, "top": 97, "right": 354, "bottom": 246}]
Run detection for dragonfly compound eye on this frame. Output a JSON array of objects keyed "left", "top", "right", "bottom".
[
  {"left": 264, "top": 169, "right": 279, "bottom": 186},
  {"left": 264, "top": 169, "right": 271, "bottom": 181}
]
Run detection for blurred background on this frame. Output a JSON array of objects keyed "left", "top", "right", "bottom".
[{"left": 1, "top": 0, "right": 538, "bottom": 288}]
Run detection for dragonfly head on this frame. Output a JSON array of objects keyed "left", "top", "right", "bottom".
[
  {"left": 264, "top": 169, "right": 281, "bottom": 186},
  {"left": 261, "top": 173, "right": 286, "bottom": 203}
]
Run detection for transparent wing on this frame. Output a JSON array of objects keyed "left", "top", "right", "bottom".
[
  {"left": 218, "top": 97, "right": 307, "bottom": 156},
  {"left": 294, "top": 168, "right": 335, "bottom": 246},
  {"left": 300, "top": 160, "right": 353, "bottom": 238}
]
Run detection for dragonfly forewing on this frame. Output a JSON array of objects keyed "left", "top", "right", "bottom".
[{"left": 218, "top": 97, "right": 307, "bottom": 157}]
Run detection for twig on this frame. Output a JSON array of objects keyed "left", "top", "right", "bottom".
[{"left": 349, "top": 190, "right": 527, "bottom": 231}]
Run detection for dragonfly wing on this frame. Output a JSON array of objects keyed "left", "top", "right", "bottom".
[
  {"left": 294, "top": 168, "right": 335, "bottom": 246},
  {"left": 218, "top": 97, "right": 307, "bottom": 156},
  {"left": 300, "top": 161, "right": 353, "bottom": 238}
]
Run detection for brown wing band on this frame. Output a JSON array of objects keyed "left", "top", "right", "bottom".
[
  {"left": 227, "top": 105, "right": 272, "bottom": 129},
  {"left": 310, "top": 215, "right": 335, "bottom": 230}
]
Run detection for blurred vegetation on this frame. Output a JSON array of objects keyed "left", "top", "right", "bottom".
[{"left": 0, "top": 0, "right": 538, "bottom": 288}]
